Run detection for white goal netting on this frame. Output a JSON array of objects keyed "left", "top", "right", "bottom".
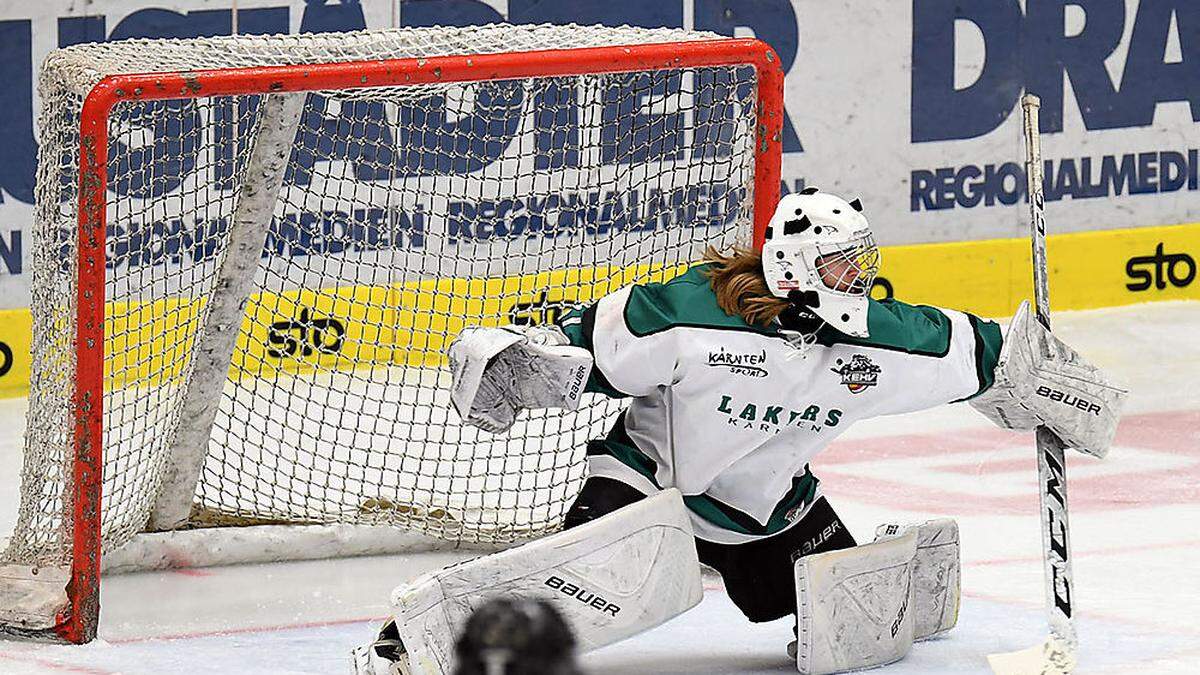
[{"left": 7, "top": 24, "right": 761, "bottom": 569}]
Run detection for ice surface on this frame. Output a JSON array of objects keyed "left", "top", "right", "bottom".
[{"left": 1, "top": 301, "right": 1197, "bottom": 674}]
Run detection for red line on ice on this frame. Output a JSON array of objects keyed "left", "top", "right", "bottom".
[
  {"left": 935, "top": 457, "right": 1033, "bottom": 475},
  {"left": 105, "top": 615, "right": 388, "bottom": 644},
  {"left": 110, "top": 584, "right": 732, "bottom": 643},
  {"left": 968, "top": 538, "right": 1200, "bottom": 567},
  {"left": 813, "top": 408, "right": 1200, "bottom": 514},
  {"left": 964, "top": 588, "right": 1200, "bottom": 638},
  {"left": 0, "top": 650, "right": 117, "bottom": 675}
]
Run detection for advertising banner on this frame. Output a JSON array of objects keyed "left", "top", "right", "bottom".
[{"left": 0, "top": 0, "right": 1196, "bottom": 397}]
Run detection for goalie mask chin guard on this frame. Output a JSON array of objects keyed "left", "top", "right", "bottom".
[{"left": 760, "top": 188, "right": 880, "bottom": 338}]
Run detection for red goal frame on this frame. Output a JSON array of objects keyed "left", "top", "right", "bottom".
[{"left": 64, "top": 38, "right": 783, "bottom": 643}]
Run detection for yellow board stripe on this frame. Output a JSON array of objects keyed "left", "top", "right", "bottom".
[
  {"left": 872, "top": 222, "right": 1200, "bottom": 315},
  {"left": 6, "top": 263, "right": 690, "bottom": 394},
  {"left": 0, "top": 223, "right": 1196, "bottom": 398},
  {"left": 229, "top": 262, "right": 688, "bottom": 378},
  {"left": 0, "top": 308, "right": 31, "bottom": 400}
]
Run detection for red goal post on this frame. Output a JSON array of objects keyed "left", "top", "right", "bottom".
[{"left": 16, "top": 31, "right": 782, "bottom": 645}]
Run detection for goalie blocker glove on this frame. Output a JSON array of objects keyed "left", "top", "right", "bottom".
[
  {"left": 448, "top": 324, "right": 593, "bottom": 433},
  {"left": 969, "top": 300, "right": 1128, "bottom": 458}
]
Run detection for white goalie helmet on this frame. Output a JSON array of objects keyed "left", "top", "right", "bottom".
[{"left": 761, "top": 187, "right": 881, "bottom": 338}]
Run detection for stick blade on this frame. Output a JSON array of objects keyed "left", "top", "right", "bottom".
[{"left": 987, "top": 636, "right": 1076, "bottom": 675}]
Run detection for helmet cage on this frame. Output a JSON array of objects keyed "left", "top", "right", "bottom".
[
  {"left": 758, "top": 188, "right": 879, "bottom": 337},
  {"left": 811, "top": 233, "right": 880, "bottom": 297}
]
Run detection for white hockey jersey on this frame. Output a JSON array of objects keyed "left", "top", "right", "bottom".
[{"left": 557, "top": 265, "right": 1002, "bottom": 544}]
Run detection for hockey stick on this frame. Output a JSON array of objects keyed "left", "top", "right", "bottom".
[{"left": 986, "top": 95, "right": 1077, "bottom": 675}]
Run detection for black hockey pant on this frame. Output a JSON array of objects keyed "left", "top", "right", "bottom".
[{"left": 562, "top": 477, "right": 856, "bottom": 623}]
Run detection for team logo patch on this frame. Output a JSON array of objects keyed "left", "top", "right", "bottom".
[{"left": 831, "top": 354, "right": 881, "bottom": 393}]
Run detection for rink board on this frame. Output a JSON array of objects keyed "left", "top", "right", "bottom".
[
  {"left": 103, "top": 261, "right": 688, "bottom": 390},
  {"left": 0, "top": 222, "right": 1197, "bottom": 397}
]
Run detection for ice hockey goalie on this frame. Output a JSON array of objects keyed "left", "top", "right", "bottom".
[{"left": 355, "top": 188, "right": 1126, "bottom": 675}]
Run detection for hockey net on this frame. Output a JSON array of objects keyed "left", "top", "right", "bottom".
[{"left": 0, "top": 24, "right": 781, "bottom": 642}]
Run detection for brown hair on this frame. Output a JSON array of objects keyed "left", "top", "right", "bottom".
[{"left": 702, "top": 245, "right": 792, "bottom": 326}]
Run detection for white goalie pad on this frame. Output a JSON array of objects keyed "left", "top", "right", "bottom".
[
  {"left": 0, "top": 565, "right": 71, "bottom": 638},
  {"left": 970, "top": 300, "right": 1127, "bottom": 458},
  {"left": 448, "top": 324, "right": 593, "bottom": 433},
  {"left": 876, "top": 519, "right": 960, "bottom": 640},
  {"left": 382, "top": 489, "right": 702, "bottom": 675},
  {"left": 794, "top": 528, "right": 917, "bottom": 675}
]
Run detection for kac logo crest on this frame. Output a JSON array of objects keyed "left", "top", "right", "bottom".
[{"left": 831, "top": 354, "right": 880, "bottom": 394}]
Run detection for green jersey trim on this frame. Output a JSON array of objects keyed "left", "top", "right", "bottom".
[
  {"left": 585, "top": 412, "right": 661, "bottom": 486},
  {"left": 558, "top": 304, "right": 627, "bottom": 398},
  {"left": 957, "top": 313, "right": 1004, "bottom": 401},
  {"left": 683, "top": 468, "right": 819, "bottom": 537},
  {"left": 614, "top": 266, "right": 968, "bottom": 363},
  {"left": 816, "top": 299, "right": 953, "bottom": 357},
  {"left": 589, "top": 412, "right": 820, "bottom": 537},
  {"left": 622, "top": 265, "right": 779, "bottom": 339}
]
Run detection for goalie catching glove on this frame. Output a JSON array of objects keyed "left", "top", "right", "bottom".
[
  {"left": 448, "top": 324, "right": 593, "bottom": 433},
  {"left": 970, "top": 300, "right": 1127, "bottom": 458}
]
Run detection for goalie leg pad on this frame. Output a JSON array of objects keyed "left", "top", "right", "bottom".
[
  {"left": 794, "top": 529, "right": 917, "bottom": 675},
  {"left": 383, "top": 488, "right": 702, "bottom": 675},
  {"left": 352, "top": 619, "right": 410, "bottom": 675},
  {"left": 876, "top": 519, "right": 960, "bottom": 640}
]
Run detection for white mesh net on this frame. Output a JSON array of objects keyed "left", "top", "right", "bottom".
[{"left": 8, "top": 24, "right": 760, "bottom": 568}]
